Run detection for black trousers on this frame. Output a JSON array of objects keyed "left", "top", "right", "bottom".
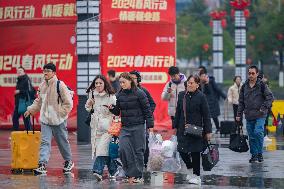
[
  {"left": 12, "top": 109, "right": 31, "bottom": 131},
  {"left": 171, "top": 116, "right": 175, "bottom": 129},
  {"left": 233, "top": 104, "right": 238, "bottom": 121},
  {"left": 212, "top": 117, "right": 220, "bottom": 130},
  {"left": 144, "top": 130, "right": 149, "bottom": 168},
  {"left": 179, "top": 151, "right": 201, "bottom": 176}
]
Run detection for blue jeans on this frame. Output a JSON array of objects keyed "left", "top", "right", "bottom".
[
  {"left": 39, "top": 121, "right": 72, "bottom": 164},
  {"left": 246, "top": 118, "right": 266, "bottom": 156},
  {"left": 93, "top": 156, "right": 117, "bottom": 176}
]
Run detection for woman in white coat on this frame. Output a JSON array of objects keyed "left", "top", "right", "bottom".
[
  {"left": 227, "top": 76, "right": 242, "bottom": 121},
  {"left": 85, "top": 75, "right": 117, "bottom": 181}
]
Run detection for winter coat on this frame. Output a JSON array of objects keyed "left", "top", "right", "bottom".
[
  {"left": 237, "top": 79, "right": 274, "bottom": 121},
  {"left": 110, "top": 88, "right": 154, "bottom": 128},
  {"left": 161, "top": 74, "right": 187, "bottom": 117},
  {"left": 15, "top": 74, "right": 32, "bottom": 108},
  {"left": 227, "top": 83, "right": 242, "bottom": 105},
  {"left": 110, "top": 79, "right": 121, "bottom": 93},
  {"left": 174, "top": 90, "right": 212, "bottom": 153},
  {"left": 140, "top": 86, "right": 156, "bottom": 113},
  {"left": 27, "top": 76, "right": 73, "bottom": 125},
  {"left": 201, "top": 77, "right": 226, "bottom": 118},
  {"left": 85, "top": 90, "right": 116, "bottom": 159}
]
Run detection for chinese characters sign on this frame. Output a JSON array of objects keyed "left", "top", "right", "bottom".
[
  {"left": 101, "top": 0, "right": 175, "bottom": 23},
  {"left": 0, "top": 1, "right": 76, "bottom": 21},
  {"left": 100, "top": 1, "right": 176, "bottom": 128},
  {"left": 0, "top": 0, "right": 77, "bottom": 129}
]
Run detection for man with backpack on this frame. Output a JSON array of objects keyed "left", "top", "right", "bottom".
[
  {"left": 24, "top": 63, "right": 74, "bottom": 175},
  {"left": 236, "top": 65, "right": 274, "bottom": 163},
  {"left": 161, "top": 66, "right": 187, "bottom": 129}
]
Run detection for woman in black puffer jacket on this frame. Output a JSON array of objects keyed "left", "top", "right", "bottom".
[{"left": 109, "top": 72, "right": 154, "bottom": 184}]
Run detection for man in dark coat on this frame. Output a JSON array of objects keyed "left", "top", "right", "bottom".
[
  {"left": 237, "top": 66, "right": 274, "bottom": 163},
  {"left": 107, "top": 70, "right": 120, "bottom": 93},
  {"left": 13, "top": 66, "right": 33, "bottom": 131},
  {"left": 199, "top": 69, "right": 226, "bottom": 133}
]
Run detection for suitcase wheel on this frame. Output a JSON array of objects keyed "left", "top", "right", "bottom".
[
  {"left": 11, "top": 169, "right": 23, "bottom": 174},
  {"left": 11, "top": 169, "right": 34, "bottom": 174}
]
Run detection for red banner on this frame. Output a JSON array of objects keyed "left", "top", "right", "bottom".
[
  {"left": 0, "top": 0, "right": 76, "bottom": 22},
  {"left": 100, "top": 22, "right": 176, "bottom": 127},
  {"left": 101, "top": 0, "right": 175, "bottom": 24},
  {"left": 0, "top": 0, "right": 77, "bottom": 129}
]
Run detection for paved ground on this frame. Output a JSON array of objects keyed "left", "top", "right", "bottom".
[{"left": 1, "top": 124, "right": 284, "bottom": 189}]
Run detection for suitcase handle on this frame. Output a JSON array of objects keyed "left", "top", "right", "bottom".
[{"left": 26, "top": 116, "right": 35, "bottom": 134}]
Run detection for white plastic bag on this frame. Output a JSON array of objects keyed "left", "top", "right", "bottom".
[
  {"left": 161, "top": 135, "right": 181, "bottom": 173},
  {"left": 147, "top": 133, "right": 164, "bottom": 172}
]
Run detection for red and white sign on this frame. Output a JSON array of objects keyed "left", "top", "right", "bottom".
[
  {"left": 101, "top": 0, "right": 175, "bottom": 24},
  {"left": 0, "top": 0, "right": 77, "bottom": 129},
  {"left": 100, "top": 0, "right": 176, "bottom": 128}
]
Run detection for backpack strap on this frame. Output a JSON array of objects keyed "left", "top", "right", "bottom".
[{"left": 57, "top": 80, "right": 61, "bottom": 104}]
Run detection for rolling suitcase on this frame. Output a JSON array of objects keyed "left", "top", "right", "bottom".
[
  {"left": 11, "top": 117, "right": 41, "bottom": 174},
  {"left": 220, "top": 100, "right": 237, "bottom": 135}
]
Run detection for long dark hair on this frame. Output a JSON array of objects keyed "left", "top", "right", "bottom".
[
  {"left": 86, "top": 75, "right": 115, "bottom": 94},
  {"left": 119, "top": 72, "right": 137, "bottom": 90}
]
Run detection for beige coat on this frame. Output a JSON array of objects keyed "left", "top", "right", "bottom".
[
  {"left": 85, "top": 90, "right": 116, "bottom": 159},
  {"left": 27, "top": 76, "right": 73, "bottom": 125},
  {"left": 227, "top": 83, "right": 242, "bottom": 105}
]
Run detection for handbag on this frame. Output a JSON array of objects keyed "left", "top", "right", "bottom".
[
  {"left": 108, "top": 117, "right": 122, "bottom": 137},
  {"left": 18, "top": 91, "right": 32, "bottom": 115},
  {"left": 85, "top": 91, "right": 94, "bottom": 126},
  {"left": 202, "top": 142, "right": 219, "bottom": 171},
  {"left": 183, "top": 94, "right": 203, "bottom": 138},
  {"left": 229, "top": 123, "right": 249, "bottom": 153},
  {"left": 109, "top": 137, "right": 119, "bottom": 159}
]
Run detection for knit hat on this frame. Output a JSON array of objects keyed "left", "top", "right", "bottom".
[{"left": 43, "top": 63, "right": 56, "bottom": 72}]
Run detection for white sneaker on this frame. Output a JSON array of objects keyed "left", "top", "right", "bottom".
[
  {"left": 185, "top": 169, "right": 194, "bottom": 181},
  {"left": 264, "top": 136, "right": 272, "bottom": 142},
  {"left": 63, "top": 160, "right": 74, "bottom": 174},
  {"left": 93, "top": 172, "right": 103, "bottom": 181},
  {"left": 132, "top": 177, "right": 144, "bottom": 184},
  {"left": 109, "top": 175, "right": 116, "bottom": 181},
  {"left": 188, "top": 175, "right": 201, "bottom": 185}
]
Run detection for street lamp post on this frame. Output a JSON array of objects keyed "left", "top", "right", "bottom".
[
  {"left": 230, "top": 0, "right": 250, "bottom": 81},
  {"left": 277, "top": 33, "right": 284, "bottom": 87},
  {"left": 210, "top": 10, "right": 227, "bottom": 84}
]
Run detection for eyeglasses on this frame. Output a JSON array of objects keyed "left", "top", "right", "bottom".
[{"left": 248, "top": 72, "right": 256, "bottom": 75}]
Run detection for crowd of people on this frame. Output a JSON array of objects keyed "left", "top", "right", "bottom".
[{"left": 12, "top": 63, "right": 274, "bottom": 185}]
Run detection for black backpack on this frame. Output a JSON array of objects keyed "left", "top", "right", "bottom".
[{"left": 56, "top": 80, "right": 74, "bottom": 104}]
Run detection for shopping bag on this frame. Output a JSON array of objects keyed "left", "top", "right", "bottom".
[{"left": 202, "top": 142, "right": 219, "bottom": 171}]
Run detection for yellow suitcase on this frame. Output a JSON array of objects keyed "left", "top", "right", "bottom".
[{"left": 11, "top": 129, "right": 41, "bottom": 173}]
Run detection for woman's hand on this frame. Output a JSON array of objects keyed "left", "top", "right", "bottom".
[
  {"left": 107, "top": 104, "right": 114, "bottom": 109},
  {"left": 24, "top": 110, "right": 31, "bottom": 118},
  {"left": 87, "top": 98, "right": 95, "bottom": 106}
]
